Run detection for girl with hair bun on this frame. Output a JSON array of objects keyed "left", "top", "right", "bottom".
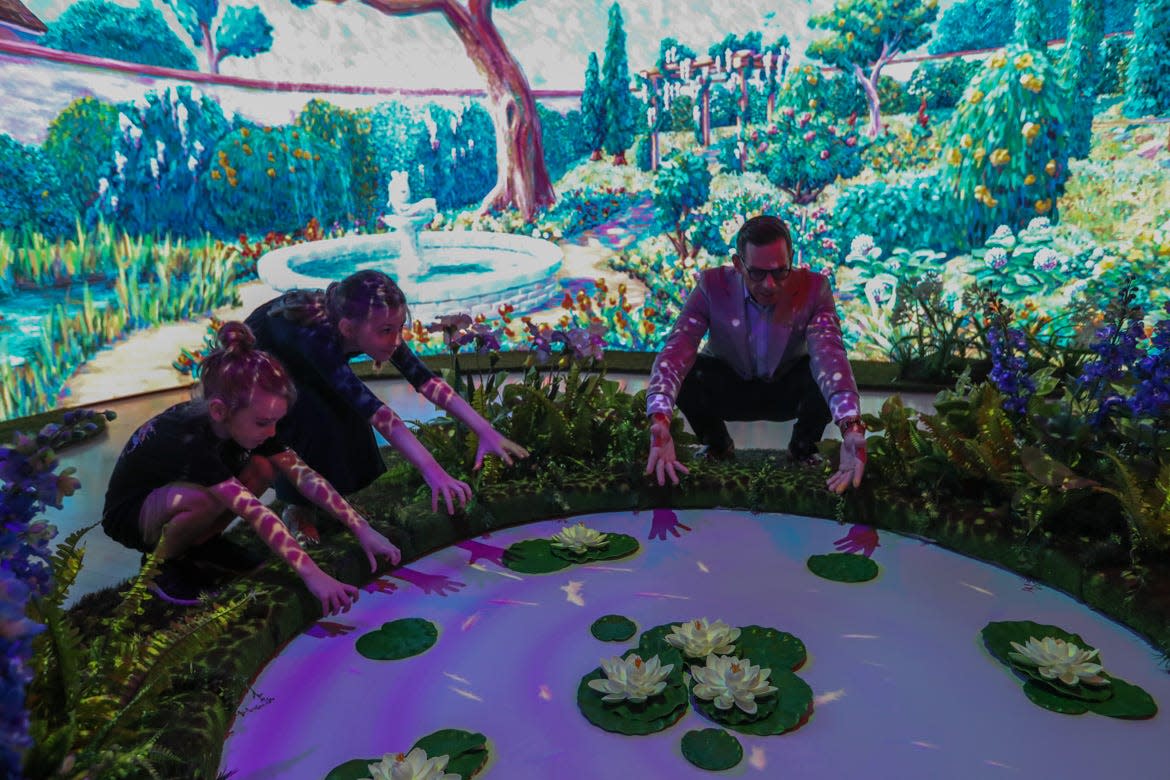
[
  {"left": 245, "top": 269, "right": 527, "bottom": 540},
  {"left": 102, "top": 321, "right": 400, "bottom": 612}
]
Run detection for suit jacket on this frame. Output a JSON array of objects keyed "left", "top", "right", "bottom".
[{"left": 646, "top": 265, "right": 860, "bottom": 423}]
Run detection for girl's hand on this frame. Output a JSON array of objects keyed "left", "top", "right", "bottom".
[
  {"left": 304, "top": 570, "right": 359, "bottom": 616},
  {"left": 421, "top": 464, "right": 472, "bottom": 515},
  {"left": 473, "top": 430, "right": 529, "bottom": 470},
  {"left": 356, "top": 525, "right": 402, "bottom": 571}
]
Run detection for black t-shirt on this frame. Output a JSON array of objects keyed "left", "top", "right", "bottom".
[
  {"left": 102, "top": 401, "right": 288, "bottom": 522},
  {"left": 245, "top": 296, "right": 436, "bottom": 420}
]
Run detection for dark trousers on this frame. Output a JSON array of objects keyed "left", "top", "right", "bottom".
[{"left": 676, "top": 354, "right": 832, "bottom": 458}]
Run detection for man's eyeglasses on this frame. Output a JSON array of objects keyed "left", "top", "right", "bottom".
[{"left": 744, "top": 265, "right": 791, "bottom": 283}]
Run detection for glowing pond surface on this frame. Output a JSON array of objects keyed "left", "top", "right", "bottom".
[{"left": 220, "top": 510, "right": 1168, "bottom": 779}]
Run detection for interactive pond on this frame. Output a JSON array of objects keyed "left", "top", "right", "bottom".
[{"left": 219, "top": 510, "right": 1165, "bottom": 779}]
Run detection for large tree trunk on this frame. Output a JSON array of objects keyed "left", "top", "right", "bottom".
[
  {"left": 852, "top": 42, "right": 892, "bottom": 138},
  {"left": 201, "top": 23, "right": 219, "bottom": 74},
  {"left": 361, "top": 0, "right": 555, "bottom": 220}
]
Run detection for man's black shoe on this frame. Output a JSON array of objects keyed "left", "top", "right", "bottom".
[
  {"left": 185, "top": 535, "right": 267, "bottom": 575},
  {"left": 147, "top": 557, "right": 221, "bottom": 606}
]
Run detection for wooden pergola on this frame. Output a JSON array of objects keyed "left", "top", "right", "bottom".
[{"left": 638, "top": 46, "right": 789, "bottom": 170}]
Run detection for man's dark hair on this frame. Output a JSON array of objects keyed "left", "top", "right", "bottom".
[{"left": 735, "top": 215, "right": 793, "bottom": 260}]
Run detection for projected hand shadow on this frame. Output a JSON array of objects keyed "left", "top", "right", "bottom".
[{"left": 389, "top": 567, "right": 467, "bottom": 596}]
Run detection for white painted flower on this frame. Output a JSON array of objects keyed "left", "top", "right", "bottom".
[
  {"left": 1033, "top": 248, "right": 1064, "bottom": 272},
  {"left": 114, "top": 151, "right": 128, "bottom": 174},
  {"left": 588, "top": 653, "right": 674, "bottom": 703},
  {"left": 849, "top": 234, "right": 875, "bottom": 256},
  {"left": 665, "top": 618, "right": 741, "bottom": 658},
  {"left": 156, "top": 139, "right": 166, "bottom": 162},
  {"left": 550, "top": 523, "right": 608, "bottom": 554},
  {"left": 149, "top": 158, "right": 159, "bottom": 179},
  {"left": 97, "top": 177, "right": 108, "bottom": 195},
  {"left": 985, "top": 247, "right": 1009, "bottom": 270},
  {"left": 1008, "top": 636, "right": 1110, "bottom": 687},
  {"left": 118, "top": 112, "right": 132, "bottom": 134},
  {"left": 1027, "top": 216, "right": 1051, "bottom": 231},
  {"left": 362, "top": 748, "right": 458, "bottom": 780},
  {"left": 188, "top": 155, "right": 198, "bottom": 172},
  {"left": 991, "top": 224, "right": 1014, "bottom": 240},
  {"left": 690, "top": 654, "right": 778, "bottom": 715}
]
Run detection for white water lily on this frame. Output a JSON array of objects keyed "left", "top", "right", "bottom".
[
  {"left": 1008, "top": 636, "right": 1110, "bottom": 687},
  {"left": 550, "top": 523, "right": 609, "bottom": 554},
  {"left": 690, "top": 654, "right": 778, "bottom": 715},
  {"left": 665, "top": 618, "right": 741, "bottom": 658},
  {"left": 588, "top": 653, "right": 674, "bottom": 703},
  {"left": 363, "top": 748, "right": 459, "bottom": 780}
]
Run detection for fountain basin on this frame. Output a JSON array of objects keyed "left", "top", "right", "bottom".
[{"left": 256, "top": 231, "right": 563, "bottom": 322}]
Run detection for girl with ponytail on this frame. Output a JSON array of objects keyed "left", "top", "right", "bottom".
[
  {"left": 245, "top": 270, "right": 527, "bottom": 540},
  {"left": 102, "top": 321, "right": 399, "bottom": 612}
]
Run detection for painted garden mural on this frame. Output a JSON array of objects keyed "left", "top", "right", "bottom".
[{"left": 2, "top": 0, "right": 1169, "bottom": 776}]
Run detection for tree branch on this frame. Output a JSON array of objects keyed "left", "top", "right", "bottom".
[{"left": 361, "top": 0, "right": 463, "bottom": 21}]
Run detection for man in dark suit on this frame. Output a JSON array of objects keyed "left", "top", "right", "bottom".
[{"left": 644, "top": 214, "right": 867, "bottom": 493}]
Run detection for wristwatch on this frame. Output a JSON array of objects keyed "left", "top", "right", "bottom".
[{"left": 837, "top": 416, "right": 866, "bottom": 435}]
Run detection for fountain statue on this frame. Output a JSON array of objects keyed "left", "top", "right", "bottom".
[
  {"left": 255, "top": 170, "right": 564, "bottom": 323},
  {"left": 379, "top": 171, "right": 438, "bottom": 279}
]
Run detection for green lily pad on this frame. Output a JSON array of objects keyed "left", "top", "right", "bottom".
[
  {"left": 324, "top": 730, "right": 489, "bottom": 780},
  {"left": 577, "top": 651, "right": 689, "bottom": 735},
  {"left": 552, "top": 532, "right": 640, "bottom": 563},
  {"left": 734, "top": 625, "right": 808, "bottom": 672},
  {"left": 1086, "top": 677, "right": 1158, "bottom": 719},
  {"left": 691, "top": 669, "right": 813, "bottom": 736},
  {"left": 592, "top": 614, "right": 637, "bottom": 642},
  {"left": 324, "top": 758, "right": 375, "bottom": 780},
  {"left": 635, "top": 622, "right": 682, "bottom": 658},
  {"left": 1009, "top": 662, "right": 1113, "bottom": 701},
  {"left": 983, "top": 621, "right": 1158, "bottom": 719},
  {"left": 806, "top": 553, "right": 879, "bottom": 583},
  {"left": 681, "top": 728, "right": 743, "bottom": 771},
  {"left": 1023, "top": 679, "right": 1091, "bottom": 714},
  {"left": 502, "top": 539, "right": 571, "bottom": 574},
  {"left": 413, "top": 729, "right": 489, "bottom": 778},
  {"left": 355, "top": 618, "right": 438, "bottom": 661},
  {"left": 981, "top": 621, "right": 1094, "bottom": 667}
]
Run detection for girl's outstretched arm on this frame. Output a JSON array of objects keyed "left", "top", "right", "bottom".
[
  {"left": 269, "top": 450, "right": 401, "bottom": 570},
  {"left": 418, "top": 377, "right": 529, "bottom": 469},
  {"left": 210, "top": 477, "right": 358, "bottom": 615},
  {"left": 369, "top": 404, "right": 472, "bottom": 515}
]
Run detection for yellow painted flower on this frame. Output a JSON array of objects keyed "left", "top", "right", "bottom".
[
  {"left": 1014, "top": 53, "right": 1034, "bottom": 69},
  {"left": 974, "top": 146, "right": 986, "bottom": 164},
  {"left": 846, "top": 32, "right": 855, "bottom": 42},
  {"left": 871, "top": 25, "right": 881, "bottom": 34},
  {"left": 1045, "top": 159, "right": 1058, "bottom": 176},
  {"left": 1022, "top": 122, "right": 1040, "bottom": 143},
  {"left": 1021, "top": 74, "right": 1044, "bottom": 92},
  {"left": 946, "top": 148, "right": 962, "bottom": 165},
  {"left": 1156, "top": 243, "right": 1170, "bottom": 256},
  {"left": 808, "top": 74, "right": 818, "bottom": 85},
  {"left": 960, "top": 134, "right": 973, "bottom": 148},
  {"left": 968, "top": 89, "right": 984, "bottom": 104},
  {"left": 1035, "top": 199, "right": 1052, "bottom": 213},
  {"left": 974, "top": 184, "right": 990, "bottom": 200},
  {"left": 266, "top": 168, "right": 276, "bottom": 178},
  {"left": 989, "top": 52, "right": 1007, "bottom": 69},
  {"left": 838, "top": 17, "right": 845, "bottom": 27},
  {"left": 1024, "top": 173, "right": 1036, "bottom": 185},
  {"left": 989, "top": 148, "right": 1011, "bottom": 166}
]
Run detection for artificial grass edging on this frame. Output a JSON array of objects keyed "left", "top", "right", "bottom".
[{"left": 64, "top": 453, "right": 1170, "bottom": 779}]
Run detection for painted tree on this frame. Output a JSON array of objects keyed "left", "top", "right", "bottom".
[
  {"left": 581, "top": 52, "right": 606, "bottom": 161},
  {"left": 808, "top": 0, "right": 940, "bottom": 137},
  {"left": 162, "top": 0, "right": 274, "bottom": 74},
  {"left": 41, "top": 0, "right": 197, "bottom": 70},
  {"left": 1013, "top": 0, "right": 1049, "bottom": 49},
  {"left": 601, "top": 3, "right": 637, "bottom": 164},
  {"left": 292, "top": 0, "right": 554, "bottom": 219},
  {"left": 1123, "top": 0, "right": 1170, "bottom": 118},
  {"left": 1061, "top": 0, "right": 1105, "bottom": 158}
]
